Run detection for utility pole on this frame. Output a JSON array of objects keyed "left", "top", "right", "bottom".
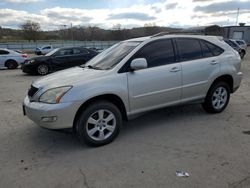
[
  {"left": 236, "top": 8, "right": 240, "bottom": 26},
  {"left": 71, "top": 23, "right": 74, "bottom": 45}
]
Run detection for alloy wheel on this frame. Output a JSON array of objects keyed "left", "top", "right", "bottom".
[
  {"left": 37, "top": 64, "right": 49, "bottom": 75},
  {"left": 86, "top": 109, "right": 116, "bottom": 141},
  {"left": 212, "top": 87, "right": 228, "bottom": 110}
]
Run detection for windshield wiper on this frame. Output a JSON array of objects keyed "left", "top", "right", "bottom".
[
  {"left": 86, "top": 65, "right": 103, "bottom": 70},
  {"left": 79, "top": 65, "right": 103, "bottom": 70}
]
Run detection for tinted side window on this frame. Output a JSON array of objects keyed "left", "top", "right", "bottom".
[
  {"left": 56, "top": 49, "right": 73, "bottom": 56},
  {"left": 80, "top": 49, "right": 89, "bottom": 55},
  {"left": 0, "top": 50, "right": 9, "bottom": 55},
  {"left": 176, "top": 38, "right": 202, "bottom": 61},
  {"left": 73, "top": 48, "right": 82, "bottom": 55},
  {"left": 200, "top": 40, "right": 213, "bottom": 58},
  {"left": 43, "top": 46, "right": 51, "bottom": 50},
  {"left": 204, "top": 41, "right": 224, "bottom": 56},
  {"left": 133, "top": 39, "right": 175, "bottom": 68}
]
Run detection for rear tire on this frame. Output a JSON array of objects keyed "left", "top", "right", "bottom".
[
  {"left": 76, "top": 101, "right": 122, "bottom": 147},
  {"left": 6, "top": 60, "right": 18, "bottom": 69},
  {"left": 202, "top": 82, "right": 230, "bottom": 113},
  {"left": 37, "top": 64, "right": 49, "bottom": 75},
  {"left": 240, "top": 51, "right": 245, "bottom": 59}
]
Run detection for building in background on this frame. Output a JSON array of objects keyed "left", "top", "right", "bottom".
[
  {"left": 223, "top": 25, "right": 250, "bottom": 45},
  {"left": 184, "top": 25, "right": 224, "bottom": 36}
]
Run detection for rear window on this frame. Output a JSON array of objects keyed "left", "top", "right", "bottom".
[
  {"left": 0, "top": 50, "right": 9, "bottom": 55},
  {"left": 42, "top": 46, "right": 51, "bottom": 50}
]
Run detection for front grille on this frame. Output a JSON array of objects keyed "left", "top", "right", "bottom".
[{"left": 28, "top": 85, "right": 39, "bottom": 97}]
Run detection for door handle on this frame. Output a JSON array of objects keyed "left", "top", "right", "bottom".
[
  {"left": 210, "top": 60, "right": 218, "bottom": 65},
  {"left": 170, "top": 67, "right": 180, "bottom": 72}
]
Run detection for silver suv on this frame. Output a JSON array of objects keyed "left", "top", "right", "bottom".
[{"left": 23, "top": 34, "right": 242, "bottom": 146}]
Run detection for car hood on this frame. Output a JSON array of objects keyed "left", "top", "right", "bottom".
[
  {"left": 29, "top": 56, "right": 50, "bottom": 62},
  {"left": 33, "top": 67, "right": 108, "bottom": 89}
]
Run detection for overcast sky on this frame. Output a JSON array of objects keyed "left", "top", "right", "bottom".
[{"left": 0, "top": 0, "right": 250, "bottom": 30}]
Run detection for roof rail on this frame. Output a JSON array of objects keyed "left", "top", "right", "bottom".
[{"left": 151, "top": 31, "right": 205, "bottom": 38}]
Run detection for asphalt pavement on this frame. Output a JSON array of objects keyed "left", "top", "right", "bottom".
[{"left": 0, "top": 50, "right": 250, "bottom": 188}]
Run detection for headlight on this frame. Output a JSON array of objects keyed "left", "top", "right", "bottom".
[
  {"left": 39, "top": 86, "right": 72, "bottom": 104},
  {"left": 26, "top": 59, "right": 35, "bottom": 65}
]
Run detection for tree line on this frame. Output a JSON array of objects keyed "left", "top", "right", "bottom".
[{"left": 0, "top": 20, "right": 182, "bottom": 42}]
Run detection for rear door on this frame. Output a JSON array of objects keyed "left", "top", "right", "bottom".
[
  {"left": 70, "top": 48, "right": 90, "bottom": 66},
  {"left": 175, "top": 38, "right": 223, "bottom": 102},
  {"left": 0, "top": 50, "right": 10, "bottom": 68},
  {"left": 127, "top": 39, "right": 182, "bottom": 113}
]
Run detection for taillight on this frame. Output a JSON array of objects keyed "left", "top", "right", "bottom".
[{"left": 22, "top": 54, "right": 28, "bottom": 58}]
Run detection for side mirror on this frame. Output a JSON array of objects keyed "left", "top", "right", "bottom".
[{"left": 130, "top": 58, "right": 148, "bottom": 71}]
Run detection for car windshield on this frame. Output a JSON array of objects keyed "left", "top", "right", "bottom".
[
  {"left": 84, "top": 41, "right": 141, "bottom": 70},
  {"left": 45, "top": 49, "right": 58, "bottom": 56}
]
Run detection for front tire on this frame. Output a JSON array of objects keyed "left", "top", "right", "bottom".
[
  {"left": 202, "top": 82, "right": 230, "bottom": 113},
  {"left": 76, "top": 101, "right": 122, "bottom": 147},
  {"left": 37, "top": 64, "right": 49, "bottom": 75}
]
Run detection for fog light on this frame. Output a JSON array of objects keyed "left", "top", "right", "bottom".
[{"left": 41, "top": 116, "right": 57, "bottom": 122}]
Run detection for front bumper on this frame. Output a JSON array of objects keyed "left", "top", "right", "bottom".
[
  {"left": 21, "top": 64, "right": 36, "bottom": 74},
  {"left": 23, "top": 96, "right": 82, "bottom": 129}
]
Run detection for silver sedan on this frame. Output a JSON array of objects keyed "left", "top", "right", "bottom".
[{"left": 0, "top": 48, "right": 27, "bottom": 69}]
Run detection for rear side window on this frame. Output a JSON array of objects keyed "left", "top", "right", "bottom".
[
  {"left": 176, "top": 38, "right": 202, "bottom": 61},
  {"left": 132, "top": 39, "right": 175, "bottom": 68},
  {"left": 200, "top": 40, "right": 214, "bottom": 58},
  {"left": 73, "top": 48, "right": 89, "bottom": 55},
  {"left": 0, "top": 50, "right": 9, "bottom": 55},
  {"left": 56, "top": 49, "right": 73, "bottom": 56},
  {"left": 203, "top": 40, "right": 224, "bottom": 56}
]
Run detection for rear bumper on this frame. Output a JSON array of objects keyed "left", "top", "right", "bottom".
[
  {"left": 233, "top": 72, "right": 243, "bottom": 93},
  {"left": 23, "top": 96, "right": 82, "bottom": 129}
]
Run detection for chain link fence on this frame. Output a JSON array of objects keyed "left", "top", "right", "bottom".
[{"left": 0, "top": 40, "right": 119, "bottom": 51}]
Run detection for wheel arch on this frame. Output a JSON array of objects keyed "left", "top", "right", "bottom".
[
  {"left": 210, "top": 74, "right": 234, "bottom": 93},
  {"left": 4, "top": 59, "right": 18, "bottom": 67},
  {"left": 73, "top": 94, "right": 128, "bottom": 129}
]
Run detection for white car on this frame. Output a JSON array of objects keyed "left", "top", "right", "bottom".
[
  {"left": 35, "top": 45, "right": 53, "bottom": 55},
  {"left": 0, "top": 48, "right": 27, "bottom": 69},
  {"left": 231, "top": 39, "right": 247, "bottom": 51}
]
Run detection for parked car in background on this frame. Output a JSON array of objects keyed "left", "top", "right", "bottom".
[
  {"left": 224, "top": 39, "right": 246, "bottom": 59},
  {"left": 22, "top": 47, "right": 98, "bottom": 75},
  {"left": 0, "top": 48, "right": 27, "bottom": 69},
  {"left": 232, "top": 39, "right": 247, "bottom": 51},
  {"left": 88, "top": 47, "right": 104, "bottom": 53},
  {"left": 23, "top": 34, "right": 242, "bottom": 146},
  {"left": 35, "top": 45, "right": 53, "bottom": 55}
]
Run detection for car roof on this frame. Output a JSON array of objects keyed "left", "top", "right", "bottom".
[
  {"left": 125, "top": 34, "right": 223, "bottom": 43},
  {"left": 0, "top": 48, "right": 10, "bottom": 51},
  {"left": 58, "top": 46, "right": 87, "bottom": 50}
]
